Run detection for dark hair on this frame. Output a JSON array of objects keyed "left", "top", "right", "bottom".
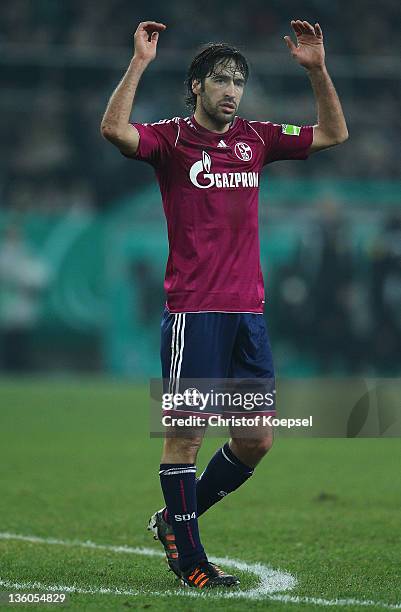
[{"left": 185, "top": 43, "right": 249, "bottom": 111}]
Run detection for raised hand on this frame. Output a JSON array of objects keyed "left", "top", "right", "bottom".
[
  {"left": 284, "top": 20, "right": 325, "bottom": 70},
  {"left": 133, "top": 21, "right": 166, "bottom": 64}
]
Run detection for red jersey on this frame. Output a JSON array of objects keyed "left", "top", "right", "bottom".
[{"left": 128, "top": 115, "right": 313, "bottom": 313}]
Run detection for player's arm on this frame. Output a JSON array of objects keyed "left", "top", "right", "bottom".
[
  {"left": 284, "top": 20, "right": 348, "bottom": 153},
  {"left": 100, "top": 21, "right": 166, "bottom": 157}
]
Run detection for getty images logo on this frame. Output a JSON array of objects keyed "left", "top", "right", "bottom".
[{"left": 189, "top": 150, "right": 259, "bottom": 190}]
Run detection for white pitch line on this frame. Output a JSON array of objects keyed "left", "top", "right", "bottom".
[
  {"left": 0, "top": 531, "right": 295, "bottom": 600},
  {"left": 1, "top": 578, "right": 401, "bottom": 610},
  {"left": 0, "top": 578, "right": 143, "bottom": 598},
  {"left": 0, "top": 532, "right": 163, "bottom": 558},
  {"left": 0, "top": 532, "right": 400, "bottom": 609},
  {"left": 269, "top": 594, "right": 401, "bottom": 610}
]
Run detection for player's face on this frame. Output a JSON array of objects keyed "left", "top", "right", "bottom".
[{"left": 194, "top": 60, "right": 246, "bottom": 125}]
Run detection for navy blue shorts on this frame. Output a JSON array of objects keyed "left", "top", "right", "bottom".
[{"left": 160, "top": 308, "right": 275, "bottom": 393}]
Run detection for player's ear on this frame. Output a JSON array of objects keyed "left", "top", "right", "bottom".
[{"left": 192, "top": 79, "right": 201, "bottom": 95}]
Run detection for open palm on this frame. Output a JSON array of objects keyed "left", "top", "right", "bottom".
[{"left": 284, "top": 20, "right": 325, "bottom": 70}]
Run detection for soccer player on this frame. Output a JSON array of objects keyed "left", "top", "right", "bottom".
[{"left": 101, "top": 19, "right": 348, "bottom": 589}]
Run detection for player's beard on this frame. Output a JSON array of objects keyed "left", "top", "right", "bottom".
[{"left": 200, "top": 91, "right": 235, "bottom": 127}]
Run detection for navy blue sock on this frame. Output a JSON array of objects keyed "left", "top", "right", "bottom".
[
  {"left": 159, "top": 463, "right": 206, "bottom": 572},
  {"left": 161, "top": 444, "right": 254, "bottom": 523},
  {"left": 196, "top": 442, "right": 254, "bottom": 516}
]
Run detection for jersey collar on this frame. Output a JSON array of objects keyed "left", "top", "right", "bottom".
[{"left": 191, "top": 114, "right": 238, "bottom": 136}]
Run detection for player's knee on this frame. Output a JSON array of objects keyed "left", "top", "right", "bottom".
[
  {"left": 250, "top": 436, "right": 273, "bottom": 458},
  {"left": 232, "top": 435, "right": 273, "bottom": 463},
  {"left": 255, "top": 435, "right": 274, "bottom": 456}
]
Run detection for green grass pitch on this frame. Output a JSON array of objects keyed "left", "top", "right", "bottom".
[{"left": 0, "top": 379, "right": 400, "bottom": 611}]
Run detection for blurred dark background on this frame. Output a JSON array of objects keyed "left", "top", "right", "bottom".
[{"left": 0, "top": 0, "right": 400, "bottom": 377}]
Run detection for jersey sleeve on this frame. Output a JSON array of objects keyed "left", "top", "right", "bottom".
[
  {"left": 252, "top": 121, "right": 313, "bottom": 165},
  {"left": 123, "top": 118, "right": 179, "bottom": 167}
]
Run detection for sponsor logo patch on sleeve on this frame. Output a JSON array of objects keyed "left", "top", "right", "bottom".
[{"left": 282, "top": 124, "right": 301, "bottom": 136}]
